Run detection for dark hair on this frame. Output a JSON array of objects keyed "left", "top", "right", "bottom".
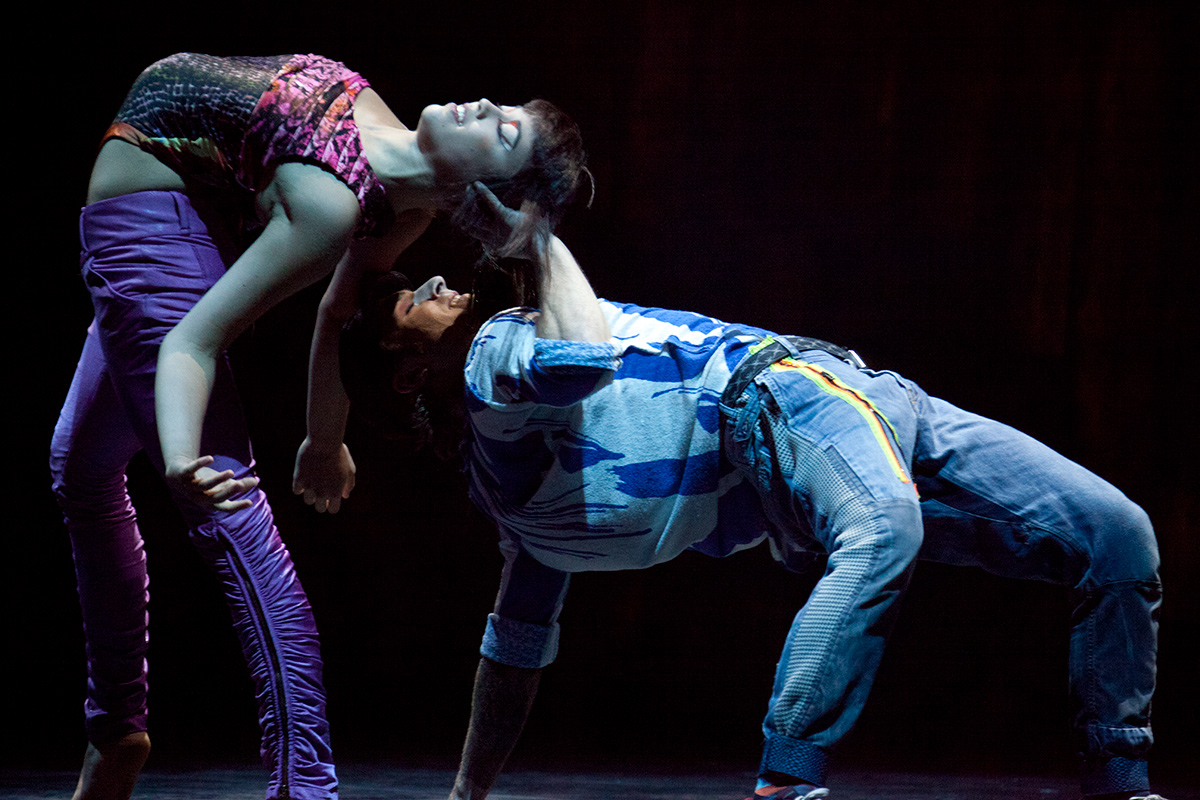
[
  {"left": 338, "top": 271, "right": 419, "bottom": 442},
  {"left": 339, "top": 270, "right": 486, "bottom": 460},
  {"left": 451, "top": 99, "right": 590, "bottom": 261}
]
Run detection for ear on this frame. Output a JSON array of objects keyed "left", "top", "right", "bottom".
[
  {"left": 392, "top": 365, "right": 429, "bottom": 394},
  {"left": 380, "top": 329, "right": 405, "bottom": 351}
]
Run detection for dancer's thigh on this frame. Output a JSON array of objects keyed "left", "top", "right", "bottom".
[
  {"left": 914, "top": 396, "right": 1150, "bottom": 586},
  {"left": 50, "top": 322, "right": 141, "bottom": 508},
  {"left": 82, "top": 193, "right": 256, "bottom": 511}
]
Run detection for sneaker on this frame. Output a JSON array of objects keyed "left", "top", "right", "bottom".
[
  {"left": 1129, "top": 795, "right": 1169, "bottom": 800},
  {"left": 744, "top": 788, "right": 830, "bottom": 800}
]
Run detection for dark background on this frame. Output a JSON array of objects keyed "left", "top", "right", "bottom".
[{"left": 10, "top": 0, "right": 1196, "bottom": 788}]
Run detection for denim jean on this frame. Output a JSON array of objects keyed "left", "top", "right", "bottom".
[
  {"left": 49, "top": 191, "right": 338, "bottom": 799},
  {"left": 720, "top": 348, "right": 1160, "bottom": 795}
]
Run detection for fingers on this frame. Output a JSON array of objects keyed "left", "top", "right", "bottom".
[
  {"left": 473, "top": 182, "right": 519, "bottom": 225},
  {"left": 472, "top": 181, "right": 504, "bottom": 210},
  {"left": 292, "top": 443, "right": 356, "bottom": 514},
  {"left": 191, "top": 467, "right": 241, "bottom": 492},
  {"left": 463, "top": 182, "right": 522, "bottom": 252},
  {"left": 212, "top": 494, "right": 256, "bottom": 512},
  {"left": 300, "top": 486, "right": 343, "bottom": 514},
  {"left": 177, "top": 455, "right": 215, "bottom": 478},
  {"left": 208, "top": 474, "right": 260, "bottom": 501},
  {"left": 199, "top": 470, "right": 259, "bottom": 507},
  {"left": 169, "top": 458, "right": 259, "bottom": 512},
  {"left": 470, "top": 181, "right": 517, "bottom": 226}
]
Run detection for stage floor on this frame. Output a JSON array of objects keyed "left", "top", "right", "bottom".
[{"left": 3, "top": 765, "right": 1196, "bottom": 800}]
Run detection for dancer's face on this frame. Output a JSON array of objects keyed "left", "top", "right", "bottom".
[
  {"left": 385, "top": 275, "right": 471, "bottom": 345},
  {"left": 417, "top": 99, "right": 535, "bottom": 184}
]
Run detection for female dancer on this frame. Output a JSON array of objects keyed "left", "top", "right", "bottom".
[{"left": 49, "top": 52, "right": 586, "bottom": 800}]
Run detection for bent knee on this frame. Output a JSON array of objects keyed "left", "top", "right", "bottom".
[
  {"left": 51, "top": 469, "right": 135, "bottom": 527},
  {"left": 1084, "top": 496, "right": 1159, "bottom": 585}
]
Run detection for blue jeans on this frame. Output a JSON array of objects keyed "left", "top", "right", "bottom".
[
  {"left": 720, "top": 348, "right": 1159, "bottom": 796},
  {"left": 49, "top": 192, "right": 338, "bottom": 799}
]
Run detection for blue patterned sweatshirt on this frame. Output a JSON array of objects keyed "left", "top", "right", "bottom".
[{"left": 464, "top": 300, "right": 774, "bottom": 668}]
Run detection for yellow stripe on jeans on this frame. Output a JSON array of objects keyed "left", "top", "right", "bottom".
[{"left": 769, "top": 358, "right": 914, "bottom": 489}]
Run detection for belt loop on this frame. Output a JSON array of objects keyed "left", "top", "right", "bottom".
[
  {"left": 172, "top": 191, "right": 191, "bottom": 234},
  {"left": 777, "top": 336, "right": 803, "bottom": 359},
  {"left": 78, "top": 206, "right": 90, "bottom": 252}
]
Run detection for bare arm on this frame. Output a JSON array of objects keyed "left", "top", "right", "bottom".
[
  {"left": 293, "top": 209, "right": 433, "bottom": 513},
  {"left": 533, "top": 235, "right": 610, "bottom": 343},
  {"left": 448, "top": 189, "right": 604, "bottom": 800},
  {"left": 450, "top": 657, "right": 543, "bottom": 800},
  {"left": 156, "top": 163, "right": 359, "bottom": 509},
  {"left": 468, "top": 182, "right": 609, "bottom": 344}
]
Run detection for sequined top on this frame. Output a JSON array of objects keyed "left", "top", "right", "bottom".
[{"left": 104, "top": 52, "right": 392, "bottom": 236}]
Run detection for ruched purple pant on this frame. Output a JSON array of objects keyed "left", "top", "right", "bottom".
[{"left": 49, "top": 191, "right": 338, "bottom": 799}]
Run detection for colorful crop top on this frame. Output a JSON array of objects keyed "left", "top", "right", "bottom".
[{"left": 104, "top": 52, "right": 393, "bottom": 236}]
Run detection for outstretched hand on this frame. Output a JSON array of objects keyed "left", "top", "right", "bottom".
[
  {"left": 165, "top": 456, "right": 259, "bottom": 512},
  {"left": 462, "top": 182, "right": 546, "bottom": 260},
  {"left": 292, "top": 438, "right": 356, "bottom": 514}
]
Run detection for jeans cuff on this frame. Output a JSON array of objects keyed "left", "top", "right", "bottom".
[
  {"left": 760, "top": 731, "right": 830, "bottom": 787},
  {"left": 1080, "top": 756, "right": 1148, "bottom": 796}
]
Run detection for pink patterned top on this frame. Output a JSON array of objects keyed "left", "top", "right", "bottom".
[
  {"left": 105, "top": 53, "right": 393, "bottom": 236},
  {"left": 244, "top": 54, "right": 392, "bottom": 235}
]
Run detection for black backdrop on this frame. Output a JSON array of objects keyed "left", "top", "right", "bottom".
[{"left": 11, "top": 1, "right": 1196, "bottom": 787}]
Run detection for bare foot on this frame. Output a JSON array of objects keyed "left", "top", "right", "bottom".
[{"left": 72, "top": 731, "right": 150, "bottom": 800}]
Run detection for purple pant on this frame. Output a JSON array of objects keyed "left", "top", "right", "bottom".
[{"left": 49, "top": 191, "right": 338, "bottom": 799}]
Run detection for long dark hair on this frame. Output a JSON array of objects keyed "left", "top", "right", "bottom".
[{"left": 339, "top": 266, "right": 524, "bottom": 460}]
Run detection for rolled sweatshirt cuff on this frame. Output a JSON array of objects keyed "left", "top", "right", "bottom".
[{"left": 480, "top": 612, "right": 560, "bottom": 669}]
